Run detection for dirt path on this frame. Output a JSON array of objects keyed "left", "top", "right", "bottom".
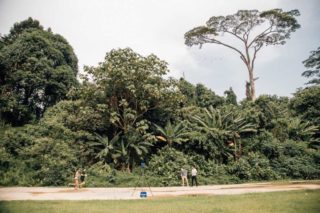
[{"left": 1, "top": 182, "right": 319, "bottom": 200}]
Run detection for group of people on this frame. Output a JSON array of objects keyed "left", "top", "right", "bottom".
[
  {"left": 72, "top": 167, "right": 197, "bottom": 189},
  {"left": 73, "top": 169, "right": 87, "bottom": 190},
  {"left": 180, "top": 166, "right": 198, "bottom": 187}
]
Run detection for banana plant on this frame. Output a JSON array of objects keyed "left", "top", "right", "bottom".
[
  {"left": 192, "top": 105, "right": 257, "bottom": 161},
  {"left": 112, "top": 138, "right": 153, "bottom": 172},
  {"left": 154, "top": 121, "right": 189, "bottom": 147},
  {"left": 89, "top": 133, "right": 120, "bottom": 164}
]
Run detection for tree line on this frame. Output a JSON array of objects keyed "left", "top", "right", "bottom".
[{"left": 0, "top": 13, "right": 319, "bottom": 186}]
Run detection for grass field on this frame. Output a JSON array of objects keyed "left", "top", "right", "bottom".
[{"left": 0, "top": 190, "right": 319, "bottom": 213}]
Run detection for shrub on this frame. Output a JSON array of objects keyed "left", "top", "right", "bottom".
[
  {"left": 228, "top": 152, "right": 278, "bottom": 181},
  {"left": 147, "top": 147, "right": 190, "bottom": 186},
  {"left": 275, "top": 155, "right": 319, "bottom": 179},
  {"left": 282, "top": 140, "right": 307, "bottom": 157},
  {"left": 147, "top": 147, "right": 232, "bottom": 185}
]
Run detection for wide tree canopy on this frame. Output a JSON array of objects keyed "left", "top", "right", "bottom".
[
  {"left": 184, "top": 9, "right": 300, "bottom": 100},
  {"left": 80, "top": 48, "right": 184, "bottom": 171},
  {"left": 0, "top": 18, "right": 78, "bottom": 126}
]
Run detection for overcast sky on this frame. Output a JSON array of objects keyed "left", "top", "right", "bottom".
[{"left": 1, "top": 0, "right": 319, "bottom": 100}]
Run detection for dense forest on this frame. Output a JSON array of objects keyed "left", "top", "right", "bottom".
[{"left": 0, "top": 16, "right": 319, "bottom": 187}]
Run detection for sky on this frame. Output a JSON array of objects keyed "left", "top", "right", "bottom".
[{"left": 1, "top": 0, "right": 319, "bottom": 100}]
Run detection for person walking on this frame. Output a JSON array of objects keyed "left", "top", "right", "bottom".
[
  {"left": 80, "top": 169, "right": 87, "bottom": 188},
  {"left": 191, "top": 166, "right": 198, "bottom": 187},
  {"left": 180, "top": 168, "right": 189, "bottom": 186},
  {"left": 74, "top": 169, "right": 81, "bottom": 190}
]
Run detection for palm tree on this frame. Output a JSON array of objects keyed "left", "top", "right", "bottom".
[
  {"left": 89, "top": 133, "right": 120, "bottom": 164},
  {"left": 287, "top": 118, "right": 318, "bottom": 141},
  {"left": 192, "top": 106, "right": 257, "bottom": 161},
  {"left": 112, "top": 138, "right": 153, "bottom": 172},
  {"left": 154, "top": 121, "right": 189, "bottom": 147}
]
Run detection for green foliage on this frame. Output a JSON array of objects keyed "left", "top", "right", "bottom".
[
  {"left": 0, "top": 18, "right": 319, "bottom": 186},
  {"left": 290, "top": 86, "right": 320, "bottom": 126},
  {"left": 85, "top": 162, "right": 112, "bottom": 186},
  {"left": 177, "top": 78, "right": 196, "bottom": 106},
  {"left": 0, "top": 123, "right": 78, "bottom": 186},
  {"left": 191, "top": 105, "right": 257, "bottom": 162},
  {"left": 84, "top": 48, "right": 183, "bottom": 125},
  {"left": 228, "top": 152, "right": 278, "bottom": 181},
  {"left": 275, "top": 155, "right": 319, "bottom": 179},
  {"left": 194, "top": 84, "right": 225, "bottom": 108},
  {"left": 224, "top": 87, "right": 237, "bottom": 105},
  {"left": 177, "top": 79, "right": 225, "bottom": 108},
  {"left": 240, "top": 95, "right": 289, "bottom": 131},
  {"left": 147, "top": 147, "right": 234, "bottom": 186},
  {"left": 154, "top": 120, "right": 189, "bottom": 147},
  {"left": 302, "top": 46, "right": 320, "bottom": 85},
  {"left": 290, "top": 86, "right": 320, "bottom": 149},
  {"left": 147, "top": 147, "right": 190, "bottom": 186},
  {"left": 0, "top": 18, "right": 78, "bottom": 126}
]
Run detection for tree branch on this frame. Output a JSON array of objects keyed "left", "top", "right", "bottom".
[
  {"left": 251, "top": 44, "right": 263, "bottom": 71},
  {"left": 248, "top": 23, "right": 274, "bottom": 48},
  {"left": 202, "top": 36, "right": 247, "bottom": 61},
  {"left": 225, "top": 30, "right": 245, "bottom": 42}
]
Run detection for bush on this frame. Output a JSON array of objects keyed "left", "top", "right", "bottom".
[
  {"left": 147, "top": 147, "right": 233, "bottom": 186},
  {"left": 282, "top": 140, "right": 307, "bottom": 157},
  {"left": 274, "top": 155, "right": 319, "bottom": 179},
  {"left": 147, "top": 147, "right": 190, "bottom": 186},
  {"left": 228, "top": 152, "right": 278, "bottom": 181},
  {"left": 0, "top": 123, "right": 78, "bottom": 186}
]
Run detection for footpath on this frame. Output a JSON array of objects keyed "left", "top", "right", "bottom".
[{"left": 1, "top": 182, "right": 319, "bottom": 200}]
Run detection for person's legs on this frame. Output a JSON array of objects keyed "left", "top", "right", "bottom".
[
  {"left": 195, "top": 176, "right": 198, "bottom": 186},
  {"left": 74, "top": 178, "right": 78, "bottom": 190},
  {"left": 182, "top": 176, "right": 188, "bottom": 186},
  {"left": 191, "top": 176, "right": 195, "bottom": 186}
]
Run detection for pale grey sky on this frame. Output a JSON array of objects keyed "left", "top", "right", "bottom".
[{"left": 1, "top": 0, "right": 319, "bottom": 100}]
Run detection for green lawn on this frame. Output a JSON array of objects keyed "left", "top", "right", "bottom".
[{"left": 0, "top": 190, "right": 319, "bottom": 213}]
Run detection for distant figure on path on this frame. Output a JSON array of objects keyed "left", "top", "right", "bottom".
[
  {"left": 80, "top": 169, "right": 87, "bottom": 188},
  {"left": 191, "top": 166, "right": 198, "bottom": 187},
  {"left": 181, "top": 168, "right": 189, "bottom": 186},
  {"left": 74, "top": 169, "right": 80, "bottom": 190}
]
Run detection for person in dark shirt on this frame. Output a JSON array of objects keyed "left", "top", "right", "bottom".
[
  {"left": 191, "top": 166, "right": 198, "bottom": 187},
  {"left": 80, "top": 169, "right": 87, "bottom": 188}
]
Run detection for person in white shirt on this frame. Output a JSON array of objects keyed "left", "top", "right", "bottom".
[{"left": 191, "top": 166, "right": 198, "bottom": 187}]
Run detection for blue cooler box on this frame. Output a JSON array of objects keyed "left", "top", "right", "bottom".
[{"left": 140, "top": 191, "right": 147, "bottom": 198}]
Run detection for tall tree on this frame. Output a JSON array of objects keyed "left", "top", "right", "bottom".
[
  {"left": 0, "top": 18, "right": 78, "bottom": 125},
  {"left": 84, "top": 48, "right": 183, "bottom": 135},
  {"left": 302, "top": 47, "right": 320, "bottom": 85},
  {"left": 84, "top": 48, "right": 183, "bottom": 171},
  {"left": 184, "top": 9, "right": 300, "bottom": 100}
]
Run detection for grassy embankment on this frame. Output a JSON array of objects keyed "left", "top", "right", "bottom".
[{"left": 0, "top": 190, "right": 319, "bottom": 213}]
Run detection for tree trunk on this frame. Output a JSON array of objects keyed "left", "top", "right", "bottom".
[
  {"left": 243, "top": 42, "right": 256, "bottom": 101},
  {"left": 247, "top": 66, "right": 256, "bottom": 101}
]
